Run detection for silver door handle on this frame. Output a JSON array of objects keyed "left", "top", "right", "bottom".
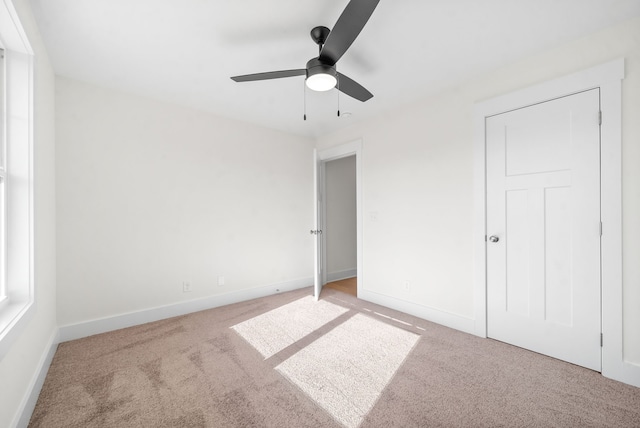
[
  {"left": 489, "top": 235, "right": 499, "bottom": 243},
  {"left": 310, "top": 230, "right": 323, "bottom": 235}
]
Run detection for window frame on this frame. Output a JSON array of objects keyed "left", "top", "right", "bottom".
[
  {"left": 0, "top": 47, "right": 6, "bottom": 307},
  {"left": 0, "top": 1, "right": 35, "bottom": 360}
]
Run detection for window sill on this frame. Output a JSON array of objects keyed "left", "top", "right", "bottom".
[{"left": 0, "top": 298, "right": 35, "bottom": 360}]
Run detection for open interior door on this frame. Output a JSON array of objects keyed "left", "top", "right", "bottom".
[{"left": 312, "top": 149, "right": 324, "bottom": 300}]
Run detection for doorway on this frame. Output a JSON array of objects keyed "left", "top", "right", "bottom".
[
  {"left": 473, "top": 58, "right": 627, "bottom": 384},
  {"left": 313, "top": 140, "right": 363, "bottom": 300},
  {"left": 323, "top": 155, "right": 357, "bottom": 297}
]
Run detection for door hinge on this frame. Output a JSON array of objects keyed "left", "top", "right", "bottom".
[
  {"left": 598, "top": 111, "right": 602, "bottom": 125},
  {"left": 600, "top": 221, "right": 603, "bottom": 236},
  {"left": 601, "top": 333, "right": 603, "bottom": 347}
]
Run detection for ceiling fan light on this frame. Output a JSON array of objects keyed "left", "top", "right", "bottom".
[
  {"left": 305, "top": 60, "right": 338, "bottom": 92},
  {"left": 306, "top": 72, "right": 337, "bottom": 92}
]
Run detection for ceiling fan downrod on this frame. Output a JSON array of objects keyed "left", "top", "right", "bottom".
[{"left": 310, "top": 26, "right": 331, "bottom": 55}]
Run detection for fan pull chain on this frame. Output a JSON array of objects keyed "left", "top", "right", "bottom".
[
  {"left": 303, "top": 80, "right": 307, "bottom": 121},
  {"left": 336, "top": 71, "right": 341, "bottom": 117}
]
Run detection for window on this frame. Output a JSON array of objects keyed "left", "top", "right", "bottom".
[
  {"left": 0, "top": 2, "right": 35, "bottom": 359},
  {"left": 0, "top": 48, "right": 5, "bottom": 307}
]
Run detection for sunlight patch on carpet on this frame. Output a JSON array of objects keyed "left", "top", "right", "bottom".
[
  {"left": 231, "top": 296, "right": 349, "bottom": 359},
  {"left": 276, "top": 313, "right": 420, "bottom": 428}
]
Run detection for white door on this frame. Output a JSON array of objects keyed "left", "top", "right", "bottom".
[
  {"left": 312, "top": 149, "right": 324, "bottom": 300},
  {"left": 486, "top": 89, "right": 601, "bottom": 371}
]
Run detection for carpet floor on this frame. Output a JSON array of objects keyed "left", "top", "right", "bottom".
[{"left": 29, "top": 287, "right": 640, "bottom": 427}]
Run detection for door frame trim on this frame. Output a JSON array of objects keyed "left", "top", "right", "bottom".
[
  {"left": 472, "top": 59, "right": 635, "bottom": 385},
  {"left": 317, "top": 140, "right": 362, "bottom": 297}
]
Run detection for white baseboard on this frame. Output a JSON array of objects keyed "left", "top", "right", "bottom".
[
  {"left": 610, "top": 360, "right": 640, "bottom": 388},
  {"left": 358, "top": 289, "right": 476, "bottom": 335},
  {"left": 327, "top": 269, "right": 357, "bottom": 283},
  {"left": 13, "top": 329, "right": 59, "bottom": 428},
  {"left": 358, "top": 291, "right": 640, "bottom": 388},
  {"left": 58, "top": 277, "right": 312, "bottom": 342}
]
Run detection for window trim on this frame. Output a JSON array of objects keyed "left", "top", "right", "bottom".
[
  {"left": 0, "top": 0, "right": 35, "bottom": 360},
  {"left": 0, "top": 47, "right": 6, "bottom": 307}
]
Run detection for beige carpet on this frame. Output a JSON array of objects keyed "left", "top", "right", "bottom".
[
  {"left": 29, "top": 287, "right": 640, "bottom": 427},
  {"left": 231, "top": 295, "right": 349, "bottom": 359},
  {"left": 275, "top": 312, "right": 419, "bottom": 428}
]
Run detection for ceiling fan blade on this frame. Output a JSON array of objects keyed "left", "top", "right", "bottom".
[
  {"left": 231, "top": 69, "right": 306, "bottom": 82},
  {"left": 336, "top": 72, "right": 373, "bottom": 102},
  {"left": 319, "top": 0, "right": 380, "bottom": 66}
]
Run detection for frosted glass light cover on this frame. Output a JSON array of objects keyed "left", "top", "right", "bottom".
[{"left": 306, "top": 73, "right": 337, "bottom": 92}]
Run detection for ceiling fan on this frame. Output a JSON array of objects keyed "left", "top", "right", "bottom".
[{"left": 230, "top": 0, "right": 380, "bottom": 103}]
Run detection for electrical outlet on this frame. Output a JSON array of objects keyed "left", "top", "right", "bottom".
[
  {"left": 403, "top": 280, "right": 410, "bottom": 291},
  {"left": 217, "top": 276, "right": 225, "bottom": 286},
  {"left": 183, "top": 281, "right": 192, "bottom": 292}
]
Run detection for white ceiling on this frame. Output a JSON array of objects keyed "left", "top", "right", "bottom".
[{"left": 30, "top": 0, "right": 640, "bottom": 138}]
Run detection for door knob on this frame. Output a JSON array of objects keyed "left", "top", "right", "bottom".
[{"left": 489, "top": 235, "right": 499, "bottom": 243}]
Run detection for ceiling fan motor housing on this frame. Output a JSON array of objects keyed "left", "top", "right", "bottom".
[
  {"left": 305, "top": 58, "right": 337, "bottom": 91},
  {"left": 306, "top": 58, "right": 336, "bottom": 79}
]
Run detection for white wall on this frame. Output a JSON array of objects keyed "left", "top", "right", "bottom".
[
  {"left": 0, "top": 0, "right": 57, "bottom": 427},
  {"left": 317, "top": 16, "right": 640, "bottom": 365},
  {"left": 1, "top": 8, "right": 636, "bottom": 427},
  {"left": 55, "top": 78, "right": 314, "bottom": 326},
  {"left": 325, "top": 155, "right": 356, "bottom": 280}
]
